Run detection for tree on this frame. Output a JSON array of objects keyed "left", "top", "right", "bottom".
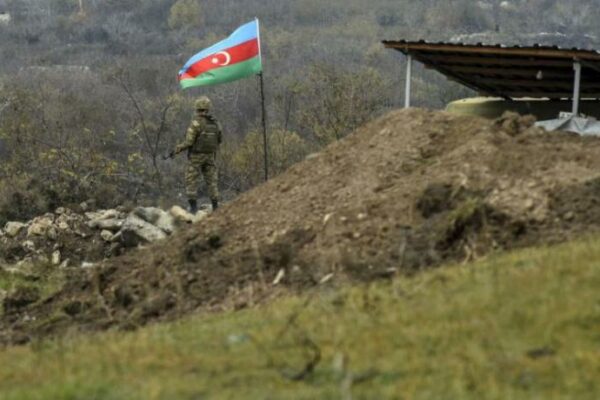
[
  {"left": 294, "top": 64, "right": 392, "bottom": 144},
  {"left": 219, "top": 129, "right": 312, "bottom": 192},
  {"left": 168, "top": 0, "right": 202, "bottom": 30}
]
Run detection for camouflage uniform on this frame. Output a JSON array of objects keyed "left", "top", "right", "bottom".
[{"left": 174, "top": 97, "right": 222, "bottom": 210}]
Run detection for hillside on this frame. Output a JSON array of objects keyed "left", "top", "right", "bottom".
[
  {"left": 3, "top": 0, "right": 600, "bottom": 221},
  {"left": 1, "top": 235, "right": 599, "bottom": 399},
  {"left": 3, "top": 108, "right": 600, "bottom": 344}
]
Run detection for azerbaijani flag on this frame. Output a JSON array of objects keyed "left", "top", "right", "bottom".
[{"left": 178, "top": 19, "right": 262, "bottom": 89}]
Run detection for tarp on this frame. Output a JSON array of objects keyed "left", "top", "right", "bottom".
[{"left": 536, "top": 115, "right": 600, "bottom": 136}]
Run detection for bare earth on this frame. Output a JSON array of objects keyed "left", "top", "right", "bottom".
[{"left": 3, "top": 108, "right": 600, "bottom": 344}]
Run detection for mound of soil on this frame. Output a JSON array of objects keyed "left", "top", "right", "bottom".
[{"left": 4, "top": 109, "right": 600, "bottom": 344}]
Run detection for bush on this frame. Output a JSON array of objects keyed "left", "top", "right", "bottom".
[{"left": 219, "top": 129, "right": 313, "bottom": 192}]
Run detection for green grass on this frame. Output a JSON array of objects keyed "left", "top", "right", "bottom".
[
  {"left": 1, "top": 237, "right": 600, "bottom": 399},
  {"left": 0, "top": 264, "right": 65, "bottom": 316}
]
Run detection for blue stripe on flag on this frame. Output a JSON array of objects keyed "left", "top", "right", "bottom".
[{"left": 180, "top": 20, "right": 258, "bottom": 75}]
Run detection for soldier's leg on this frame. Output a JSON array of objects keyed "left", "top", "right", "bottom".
[
  {"left": 185, "top": 157, "right": 202, "bottom": 212},
  {"left": 201, "top": 155, "right": 219, "bottom": 209}
]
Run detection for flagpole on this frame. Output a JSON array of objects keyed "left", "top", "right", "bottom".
[
  {"left": 256, "top": 18, "right": 269, "bottom": 182},
  {"left": 259, "top": 72, "right": 269, "bottom": 182}
]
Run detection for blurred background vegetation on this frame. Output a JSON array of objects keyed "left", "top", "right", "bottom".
[{"left": 0, "top": 0, "right": 598, "bottom": 223}]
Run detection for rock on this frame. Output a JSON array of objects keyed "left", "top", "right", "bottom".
[
  {"left": 170, "top": 205, "right": 195, "bottom": 224},
  {"left": 85, "top": 209, "right": 120, "bottom": 222},
  {"left": 133, "top": 207, "right": 165, "bottom": 224},
  {"left": 88, "top": 218, "right": 124, "bottom": 231},
  {"left": 55, "top": 214, "right": 74, "bottom": 231},
  {"left": 80, "top": 201, "right": 89, "bottom": 212},
  {"left": 27, "top": 217, "right": 54, "bottom": 237},
  {"left": 4, "top": 222, "right": 26, "bottom": 238},
  {"left": 35, "top": 254, "right": 50, "bottom": 265},
  {"left": 564, "top": 211, "right": 575, "bottom": 221},
  {"left": 46, "top": 226, "right": 58, "bottom": 241},
  {"left": 21, "top": 240, "right": 36, "bottom": 253},
  {"left": 100, "top": 230, "right": 114, "bottom": 242},
  {"left": 51, "top": 250, "right": 61, "bottom": 266},
  {"left": 120, "top": 214, "right": 167, "bottom": 248},
  {"left": 110, "top": 231, "right": 122, "bottom": 243},
  {"left": 198, "top": 203, "right": 213, "bottom": 212},
  {"left": 55, "top": 207, "right": 66, "bottom": 215},
  {"left": 273, "top": 269, "right": 285, "bottom": 285},
  {"left": 155, "top": 213, "right": 175, "bottom": 235},
  {"left": 57, "top": 221, "right": 70, "bottom": 231}
]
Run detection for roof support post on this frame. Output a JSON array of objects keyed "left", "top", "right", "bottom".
[
  {"left": 572, "top": 61, "right": 582, "bottom": 116},
  {"left": 405, "top": 54, "right": 412, "bottom": 108}
]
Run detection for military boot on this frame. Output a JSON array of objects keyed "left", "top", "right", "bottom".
[
  {"left": 211, "top": 199, "right": 219, "bottom": 211},
  {"left": 188, "top": 199, "right": 198, "bottom": 214}
]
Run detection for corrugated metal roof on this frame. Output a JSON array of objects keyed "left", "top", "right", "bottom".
[{"left": 383, "top": 40, "right": 600, "bottom": 99}]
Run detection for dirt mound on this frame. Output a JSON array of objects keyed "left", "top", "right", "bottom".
[{"left": 4, "top": 108, "right": 600, "bottom": 344}]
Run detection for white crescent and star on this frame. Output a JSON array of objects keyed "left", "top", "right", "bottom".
[{"left": 211, "top": 51, "right": 232, "bottom": 66}]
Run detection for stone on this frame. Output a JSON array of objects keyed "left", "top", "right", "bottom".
[
  {"left": 198, "top": 203, "right": 212, "bottom": 212},
  {"left": 100, "top": 230, "right": 114, "bottom": 242},
  {"left": 155, "top": 213, "right": 175, "bottom": 235},
  {"left": 564, "top": 211, "right": 575, "bottom": 221},
  {"left": 51, "top": 250, "right": 61, "bottom": 266},
  {"left": 46, "top": 227, "right": 58, "bottom": 241},
  {"left": 133, "top": 207, "right": 166, "bottom": 224},
  {"left": 27, "top": 217, "right": 53, "bottom": 237},
  {"left": 88, "top": 218, "right": 124, "bottom": 231},
  {"left": 110, "top": 231, "right": 122, "bottom": 243},
  {"left": 55, "top": 207, "right": 66, "bottom": 215},
  {"left": 57, "top": 221, "right": 70, "bottom": 231},
  {"left": 4, "top": 222, "right": 26, "bottom": 238},
  {"left": 120, "top": 214, "right": 167, "bottom": 248},
  {"left": 170, "top": 205, "right": 195, "bottom": 224},
  {"left": 85, "top": 209, "right": 120, "bottom": 221},
  {"left": 273, "top": 269, "right": 285, "bottom": 285},
  {"left": 21, "top": 240, "right": 36, "bottom": 253}
]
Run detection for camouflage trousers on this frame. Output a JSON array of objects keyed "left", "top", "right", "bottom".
[{"left": 185, "top": 153, "right": 219, "bottom": 201}]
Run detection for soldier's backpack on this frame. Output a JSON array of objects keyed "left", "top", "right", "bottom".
[{"left": 193, "top": 115, "right": 221, "bottom": 153}]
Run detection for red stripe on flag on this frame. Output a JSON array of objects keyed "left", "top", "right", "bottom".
[{"left": 179, "top": 39, "right": 259, "bottom": 80}]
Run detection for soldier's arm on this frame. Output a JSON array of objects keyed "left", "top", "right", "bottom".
[{"left": 175, "top": 118, "right": 203, "bottom": 154}]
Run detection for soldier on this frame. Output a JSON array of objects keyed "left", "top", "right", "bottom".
[{"left": 171, "top": 96, "right": 222, "bottom": 213}]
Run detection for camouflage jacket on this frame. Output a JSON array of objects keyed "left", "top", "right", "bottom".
[{"left": 175, "top": 111, "right": 223, "bottom": 155}]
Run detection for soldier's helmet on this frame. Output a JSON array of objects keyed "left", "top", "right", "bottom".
[{"left": 195, "top": 96, "right": 212, "bottom": 111}]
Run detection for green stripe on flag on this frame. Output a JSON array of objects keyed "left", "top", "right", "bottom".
[{"left": 180, "top": 57, "right": 262, "bottom": 89}]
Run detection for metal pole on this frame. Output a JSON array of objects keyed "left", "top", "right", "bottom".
[
  {"left": 259, "top": 72, "right": 269, "bottom": 182},
  {"left": 405, "top": 55, "right": 412, "bottom": 108},
  {"left": 572, "top": 61, "right": 582, "bottom": 116}
]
